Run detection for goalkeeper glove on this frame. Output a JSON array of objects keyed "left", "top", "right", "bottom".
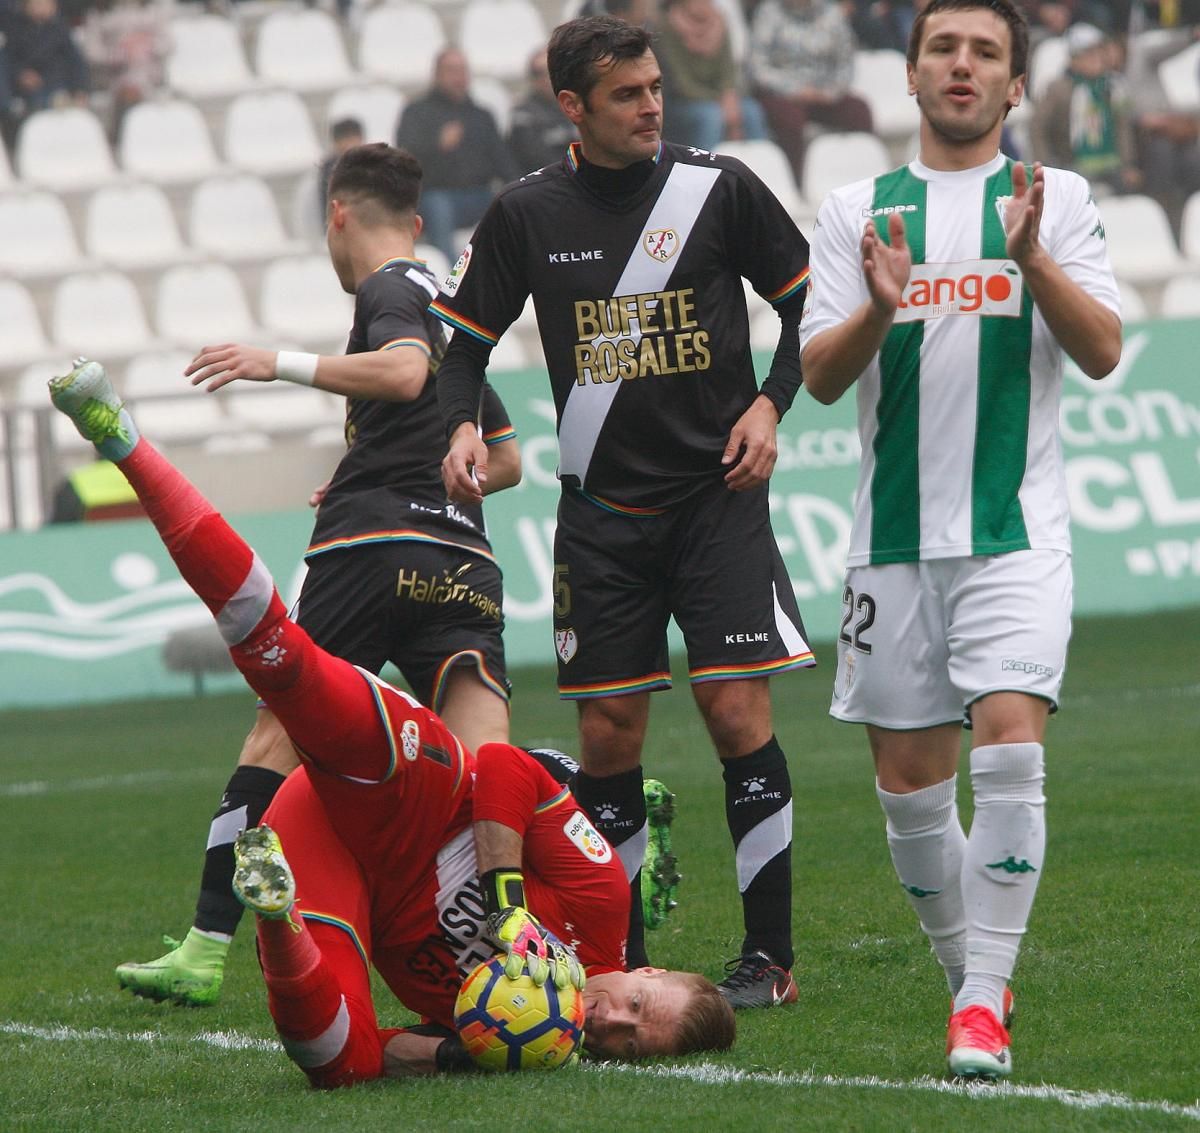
[{"left": 480, "top": 868, "right": 585, "bottom": 991}]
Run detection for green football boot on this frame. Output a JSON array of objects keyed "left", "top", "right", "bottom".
[
  {"left": 232, "top": 825, "right": 298, "bottom": 926},
  {"left": 115, "top": 928, "right": 228, "bottom": 1007},
  {"left": 48, "top": 357, "right": 139, "bottom": 461},
  {"left": 641, "top": 778, "right": 681, "bottom": 930}
]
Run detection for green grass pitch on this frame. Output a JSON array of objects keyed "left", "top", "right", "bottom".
[{"left": 1, "top": 609, "right": 1197, "bottom": 1131}]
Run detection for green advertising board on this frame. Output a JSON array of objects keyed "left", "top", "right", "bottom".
[{"left": 2, "top": 319, "right": 1198, "bottom": 710}]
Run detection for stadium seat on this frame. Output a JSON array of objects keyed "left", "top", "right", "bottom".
[
  {"left": 223, "top": 90, "right": 322, "bottom": 176},
  {"left": 487, "top": 332, "right": 531, "bottom": 372},
  {"left": 15, "top": 107, "right": 117, "bottom": 190},
  {"left": 0, "top": 189, "right": 92, "bottom": 277},
  {"left": 254, "top": 8, "right": 355, "bottom": 93},
  {"left": 851, "top": 49, "right": 920, "bottom": 141},
  {"left": 460, "top": 0, "right": 547, "bottom": 83},
  {"left": 258, "top": 253, "right": 355, "bottom": 348},
  {"left": 50, "top": 269, "right": 159, "bottom": 359},
  {"left": 123, "top": 349, "right": 197, "bottom": 398},
  {"left": 717, "top": 138, "right": 807, "bottom": 219},
  {"left": 1180, "top": 191, "right": 1200, "bottom": 263},
  {"left": 471, "top": 76, "right": 514, "bottom": 136},
  {"left": 154, "top": 262, "right": 260, "bottom": 347},
  {"left": 1158, "top": 40, "right": 1200, "bottom": 111},
  {"left": 748, "top": 301, "right": 784, "bottom": 352},
  {"left": 0, "top": 141, "right": 12, "bottom": 188},
  {"left": 1098, "top": 194, "right": 1189, "bottom": 285},
  {"left": 222, "top": 386, "right": 340, "bottom": 432},
  {"left": 801, "top": 131, "right": 891, "bottom": 207},
  {"left": 325, "top": 84, "right": 406, "bottom": 143},
  {"left": 166, "top": 13, "right": 256, "bottom": 100},
  {"left": 1116, "top": 279, "right": 1149, "bottom": 322},
  {"left": 118, "top": 98, "right": 222, "bottom": 184},
  {"left": 358, "top": 3, "right": 446, "bottom": 88},
  {"left": 187, "top": 173, "right": 304, "bottom": 262},
  {"left": 415, "top": 243, "right": 452, "bottom": 287},
  {"left": 1159, "top": 274, "right": 1200, "bottom": 318},
  {"left": 85, "top": 182, "right": 193, "bottom": 270},
  {"left": 0, "top": 279, "right": 53, "bottom": 370},
  {"left": 125, "top": 349, "right": 231, "bottom": 443},
  {"left": 1027, "top": 35, "right": 1068, "bottom": 103}
]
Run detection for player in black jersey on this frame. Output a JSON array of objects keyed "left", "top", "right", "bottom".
[
  {"left": 435, "top": 16, "right": 814, "bottom": 1008},
  {"left": 114, "top": 143, "right": 521, "bottom": 1008}
]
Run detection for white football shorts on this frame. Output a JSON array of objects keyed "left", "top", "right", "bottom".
[{"left": 830, "top": 549, "right": 1073, "bottom": 729}]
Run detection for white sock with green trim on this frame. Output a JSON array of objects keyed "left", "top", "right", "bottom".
[{"left": 957, "top": 742, "right": 1045, "bottom": 1021}]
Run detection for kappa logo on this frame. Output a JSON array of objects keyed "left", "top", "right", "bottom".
[
  {"left": 441, "top": 243, "right": 472, "bottom": 297},
  {"left": 401, "top": 719, "right": 420, "bottom": 762},
  {"left": 643, "top": 228, "right": 679, "bottom": 262},
  {"left": 555, "top": 628, "right": 577, "bottom": 664},
  {"left": 862, "top": 203, "right": 918, "bottom": 218},
  {"left": 563, "top": 810, "right": 613, "bottom": 863},
  {"left": 893, "top": 259, "right": 1023, "bottom": 323}
]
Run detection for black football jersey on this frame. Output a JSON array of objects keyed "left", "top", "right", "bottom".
[
  {"left": 308, "top": 257, "right": 513, "bottom": 559},
  {"left": 432, "top": 142, "right": 808, "bottom": 508}
]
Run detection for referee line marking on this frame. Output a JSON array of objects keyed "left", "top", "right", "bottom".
[
  {"left": 0, "top": 767, "right": 218, "bottom": 798},
  {"left": 4, "top": 1021, "right": 1198, "bottom": 1121}
]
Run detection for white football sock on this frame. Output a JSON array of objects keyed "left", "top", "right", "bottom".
[
  {"left": 876, "top": 776, "right": 967, "bottom": 996},
  {"left": 956, "top": 742, "right": 1045, "bottom": 1022}
]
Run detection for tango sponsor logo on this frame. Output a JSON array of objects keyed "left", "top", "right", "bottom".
[{"left": 894, "top": 259, "right": 1023, "bottom": 323}]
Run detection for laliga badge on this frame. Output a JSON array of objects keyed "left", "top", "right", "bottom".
[
  {"left": 555, "top": 628, "right": 577, "bottom": 664},
  {"left": 401, "top": 719, "right": 420, "bottom": 762},
  {"left": 563, "top": 810, "right": 612, "bottom": 863},
  {"left": 441, "top": 243, "right": 472, "bottom": 296}
]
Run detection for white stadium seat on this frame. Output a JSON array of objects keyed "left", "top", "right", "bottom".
[
  {"left": 0, "top": 189, "right": 92, "bottom": 277},
  {"left": 1116, "top": 279, "right": 1149, "bottom": 322},
  {"left": 223, "top": 387, "right": 339, "bottom": 432},
  {"left": 155, "top": 262, "right": 260, "bottom": 347},
  {"left": 188, "top": 173, "right": 302, "bottom": 261},
  {"left": 123, "top": 349, "right": 197, "bottom": 398},
  {"left": 801, "top": 131, "right": 891, "bottom": 208},
  {"left": 118, "top": 98, "right": 222, "bottom": 184},
  {"left": 1158, "top": 40, "right": 1200, "bottom": 111},
  {"left": 85, "top": 182, "right": 192, "bottom": 269},
  {"left": 0, "top": 141, "right": 13, "bottom": 188},
  {"left": 258, "top": 253, "right": 355, "bottom": 348},
  {"left": 254, "top": 9, "right": 355, "bottom": 92},
  {"left": 358, "top": 3, "right": 446, "bottom": 88},
  {"left": 0, "top": 279, "right": 53, "bottom": 369},
  {"left": 718, "top": 138, "right": 807, "bottom": 219},
  {"left": 1098, "top": 194, "right": 1189, "bottom": 285},
  {"left": 487, "top": 333, "right": 531, "bottom": 372},
  {"left": 1180, "top": 191, "right": 1200, "bottom": 264},
  {"left": 851, "top": 49, "right": 920, "bottom": 141},
  {"left": 1159, "top": 275, "right": 1200, "bottom": 318},
  {"left": 325, "top": 84, "right": 406, "bottom": 143},
  {"left": 471, "top": 76, "right": 514, "bottom": 136},
  {"left": 166, "top": 13, "right": 256, "bottom": 99},
  {"left": 15, "top": 107, "right": 117, "bottom": 190},
  {"left": 51, "top": 269, "right": 158, "bottom": 359},
  {"left": 1028, "top": 35, "right": 1068, "bottom": 102},
  {"left": 460, "top": 0, "right": 547, "bottom": 83},
  {"left": 224, "top": 90, "right": 322, "bottom": 176}
]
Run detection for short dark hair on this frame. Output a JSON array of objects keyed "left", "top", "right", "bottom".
[
  {"left": 907, "top": 0, "right": 1029, "bottom": 79},
  {"left": 669, "top": 972, "right": 736, "bottom": 1055},
  {"left": 327, "top": 142, "right": 422, "bottom": 222},
  {"left": 547, "top": 15, "right": 653, "bottom": 104}
]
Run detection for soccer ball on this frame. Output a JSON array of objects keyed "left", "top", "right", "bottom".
[{"left": 453, "top": 950, "right": 585, "bottom": 1072}]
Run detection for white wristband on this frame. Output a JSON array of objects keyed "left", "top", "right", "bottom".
[{"left": 275, "top": 351, "right": 319, "bottom": 386}]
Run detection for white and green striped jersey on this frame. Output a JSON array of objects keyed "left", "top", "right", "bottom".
[{"left": 799, "top": 153, "right": 1119, "bottom": 566}]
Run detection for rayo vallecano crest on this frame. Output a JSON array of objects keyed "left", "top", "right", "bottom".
[
  {"left": 555, "top": 628, "right": 577, "bottom": 664},
  {"left": 643, "top": 228, "right": 678, "bottom": 262}
]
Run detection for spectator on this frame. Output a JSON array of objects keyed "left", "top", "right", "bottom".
[
  {"left": 507, "top": 47, "right": 578, "bottom": 171},
  {"left": 395, "top": 46, "right": 519, "bottom": 263},
  {"left": 77, "top": 0, "right": 169, "bottom": 140},
  {"left": 657, "top": 0, "right": 767, "bottom": 151},
  {"left": 316, "top": 115, "right": 364, "bottom": 223},
  {"left": 1032, "top": 22, "right": 1141, "bottom": 194},
  {"left": 5, "top": 0, "right": 89, "bottom": 117},
  {"left": 747, "top": 0, "right": 873, "bottom": 182},
  {"left": 578, "top": 0, "right": 657, "bottom": 24},
  {"left": 1126, "top": 21, "right": 1200, "bottom": 233},
  {"left": 845, "top": 0, "right": 915, "bottom": 52}
]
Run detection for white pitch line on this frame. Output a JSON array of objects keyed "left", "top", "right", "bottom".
[
  {"left": 0, "top": 767, "right": 219, "bottom": 799},
  {"left": 592, "top": 1061, "right": 1200, "bottom": 1122},
  {"left": 4, "top": 1020, "right": 1198, "bottom": 1122}
]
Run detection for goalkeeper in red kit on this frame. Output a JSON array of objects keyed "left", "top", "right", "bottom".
[{"left": 50, "top": 358, "right": 733, "bottom": 1083}]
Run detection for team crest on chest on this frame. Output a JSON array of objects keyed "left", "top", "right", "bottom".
[
  {"left": 555, "top": 628, "right": 577, "bottom": 664},
  {"left": 642, "top": 228, "right": 679, "bottom": 262}
]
